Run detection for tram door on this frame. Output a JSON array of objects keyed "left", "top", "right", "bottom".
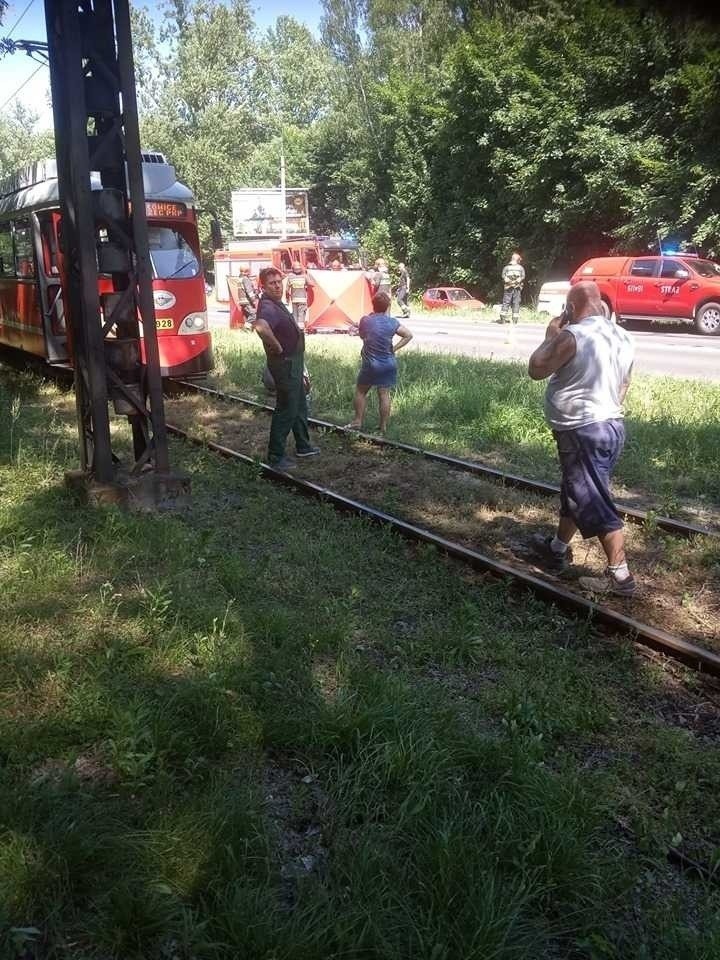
[{"left": 34, "top": 211, "right": 69, "bottom": 364}]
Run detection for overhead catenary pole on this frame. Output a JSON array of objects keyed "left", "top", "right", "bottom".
[
  {"left": 44, "top": 0, "right": 114, "bottom": 482},
  {"left": 42, "top": 0, "right": 187, "bottom": 506},
  {"left": 113, "top": 0, "right": 170, "bottom": 475}
]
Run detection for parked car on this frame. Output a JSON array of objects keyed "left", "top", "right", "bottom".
[
  {"left": 422, "top": 287, "right": 486, "bottom": 310},
  {"left": 570, "top": 255, "right": 720, "bottom": 335},
  {"left": 537, "top": 281, "right": 570, "bottom": 317}
]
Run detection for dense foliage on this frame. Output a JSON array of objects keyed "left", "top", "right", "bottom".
[{"left": 1, "top": 0, "right": 719, "bottom": 294}]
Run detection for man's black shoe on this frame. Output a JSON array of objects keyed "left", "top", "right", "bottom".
[
  {"left": 527, "top": 534, "right": 573, "bottom": 572},
  {"left": 269, "top": 456, "right": 297, "bottom": 472}
]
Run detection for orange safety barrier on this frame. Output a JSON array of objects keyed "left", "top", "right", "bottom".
[{"left": 305, "top": 269, "right": 373, "bottom": 333}]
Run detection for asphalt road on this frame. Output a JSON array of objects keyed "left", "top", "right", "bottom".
[{"left": 209, "top": 309, "right": 720, "bottom": 382}]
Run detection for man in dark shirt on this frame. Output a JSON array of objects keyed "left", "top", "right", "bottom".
[{"left": 254, "top": 267, "right": 319, "bottom": 470}]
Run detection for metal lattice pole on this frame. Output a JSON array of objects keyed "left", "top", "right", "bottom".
[{"left": 43, "top": 0, "right": 178, "bottom": 495}]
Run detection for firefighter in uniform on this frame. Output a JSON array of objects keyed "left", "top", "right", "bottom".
[
  {"left": 499, "top": 252, "right": 525, "bottom": 325},
  {"left": 237, "top": 266, "right": 258, "bottom": 328},
  {"left": 396, "top": 262, "right": 411, "bottom": 319},
  {"left": 373, "top": 258, "right": 392, "bottom": 299},
  {"left": 284, "top": 261, "right": 308, "bottom": 330}
]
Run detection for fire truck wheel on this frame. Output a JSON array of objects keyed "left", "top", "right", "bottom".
[{"left": 695, "top": 302, "right": 720, "bottom": 336}]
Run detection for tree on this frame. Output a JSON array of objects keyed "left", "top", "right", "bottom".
[
  {"left": 0, "top": 104, "right": 55, "bottom": 180},
  {"left": 135, "top": 0, "right": 264, "bottom": 255},
  {"left": 412, "top": 0, "right": 720, "bottom": 289},
  {"left": 128, "top": 0, "right": 720, "bottom": 283},
  {"left": 134, "top": 2, "right": 334, "bottom": 256}
]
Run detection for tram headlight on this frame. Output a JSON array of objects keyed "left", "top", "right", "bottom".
[{"left": 179, "top": 311, "right": 208, "bottom": 334}]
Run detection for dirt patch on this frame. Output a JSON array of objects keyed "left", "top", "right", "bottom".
[
  {"left": 30, "top": 750, "right": 119, "bottom": 788},
  {"left": 262, "top": 756, "right": 331, "bottom": 909},
  {"left": 642, "top": 693, "right": 720, "bottom": 742}
]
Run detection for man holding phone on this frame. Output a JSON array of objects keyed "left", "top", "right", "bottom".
[{"left": 527, "top": 281, "right": 636, "bottom": 596}]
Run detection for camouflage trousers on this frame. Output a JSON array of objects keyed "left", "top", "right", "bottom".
[{"left": 500, "top": 287, "right": 521, "bottom": 322}]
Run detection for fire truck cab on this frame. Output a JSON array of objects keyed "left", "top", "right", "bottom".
[{"left": 570, "top": 254, "right": 720, "bottom": 335}]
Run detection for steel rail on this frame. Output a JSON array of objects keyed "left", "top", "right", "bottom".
[
  {"left": 172, "top": 380, "right": 717, "bottom": 541},
  {"left": 167, "top": 421, "right": 720, "bottom": 677}
]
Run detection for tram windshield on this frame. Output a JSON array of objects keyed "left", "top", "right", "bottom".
[{"left": 148, "top": 225, "right": 201, "bottom": 279}]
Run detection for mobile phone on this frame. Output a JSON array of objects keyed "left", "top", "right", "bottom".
[{"left": 559, "top": 304, "right": 573, "bottom": 326}]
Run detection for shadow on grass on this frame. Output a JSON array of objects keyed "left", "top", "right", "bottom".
[{"left": 3, "top": 450, "right": 720, "bottom": 958}]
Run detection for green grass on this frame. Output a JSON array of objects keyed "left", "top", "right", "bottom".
[
  {"left": 210, "top": 330, "right": 720, "bottom": 509},
  {"left": 2, "top": 372, "right": 720, "bottom": 958},
  {"left": 410, "top": 304, "right": 548, "bottom": 325}
]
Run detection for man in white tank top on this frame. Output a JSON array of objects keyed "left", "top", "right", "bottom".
[{"left": 527, "top": 281, "right": 636, "bottom": 596}]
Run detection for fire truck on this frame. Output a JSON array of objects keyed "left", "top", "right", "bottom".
[{"left": 213, "top": 235, "right": 364, "bottom": 303}]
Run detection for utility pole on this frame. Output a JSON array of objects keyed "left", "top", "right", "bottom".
[
  {"left": 41, "top": 0, "right": 188, "bottom": 508},
  {"left": 280, "top": 137, "right": 288, "bottom": 240}
]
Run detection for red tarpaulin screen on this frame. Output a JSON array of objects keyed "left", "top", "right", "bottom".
[{"left": 306, "top": 269, "right": 373, "bottom": 333}]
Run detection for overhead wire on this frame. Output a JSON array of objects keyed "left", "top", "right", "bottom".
[
  {"left": 5, "top": 0, "right": 36, "bottom": 39},
  {"left": 0, "top": 60, "right": 44, "bottom": 112},
  {"left": 0, "top": 2, "right": 46, "bottom": 111}
]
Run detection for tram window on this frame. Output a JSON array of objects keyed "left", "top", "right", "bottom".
[
  {"left": 13, "top": 219, "right": 35, "bottom": 278},
  {"left": 147, "top": 225, "right": 201, "bottom": 279},
  {"left": 0, "top": 223, "right": 13, "bottom": 277}
]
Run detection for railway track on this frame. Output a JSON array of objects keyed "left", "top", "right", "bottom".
[
  {"left": 3, "top": 357, "right": 716, "bottom": 675},
  {"left": 165, "top": 417, "right": 720, "bottom": 678},
  {"left": 172, "top": 379, "right": 717, "bottom": 541}
]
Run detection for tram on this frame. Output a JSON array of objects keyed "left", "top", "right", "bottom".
[{"left": 0, "top": 153, "right": 212, "bottom": 378}]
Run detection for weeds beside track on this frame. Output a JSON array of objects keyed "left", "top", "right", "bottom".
[
  {"left": 174, "top": 380, "right": 718, "bottom": 540},
  {"left": 167, "top": 385, "right": 720, "bottom": 660},
  {"left": 166, "top": 417, "right": 720, "bottom": 677}
]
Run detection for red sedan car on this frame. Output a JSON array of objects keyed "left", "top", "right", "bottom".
[{"left": 422, "top": 286, "right": 486, "bottom": 310}]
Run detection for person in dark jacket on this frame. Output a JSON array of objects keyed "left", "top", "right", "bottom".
[
  {"left": 238, "top": 266, "right": 258, "bottom": 327},
  {"left": 253, "top": 267, "right": 319, "bottom": 470}
]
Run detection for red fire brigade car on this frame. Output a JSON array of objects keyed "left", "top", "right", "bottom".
[{"left": 570, "top": 254, "right": 720, "bottom": 335}]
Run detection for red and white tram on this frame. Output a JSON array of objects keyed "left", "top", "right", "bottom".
[{"left": 0, "top": 152, "right": 212, "bottom": 378}]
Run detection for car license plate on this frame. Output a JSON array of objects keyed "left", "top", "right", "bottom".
[{"left": 155, "top": 318, "right": 174, "bottom": 330}]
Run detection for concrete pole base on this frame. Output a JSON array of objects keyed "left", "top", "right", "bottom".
[{"left": 65, "top": 469, "right": 191, "bottom": 512}]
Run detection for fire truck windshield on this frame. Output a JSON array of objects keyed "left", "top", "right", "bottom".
[{"left": 148, "top": 225, "right": 201, "bottom": 279}]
